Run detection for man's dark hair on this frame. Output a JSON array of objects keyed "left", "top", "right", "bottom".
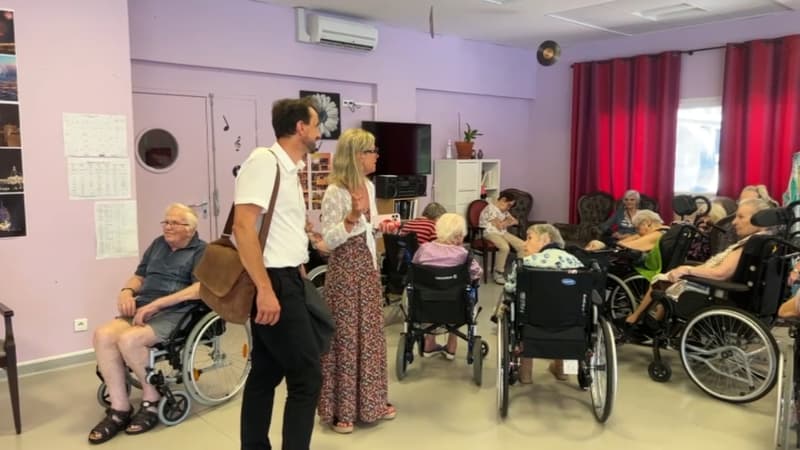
[
  {"left": 272, "top": 97, "right": 317, "bottom": 139},
  {"left": 498, "top": 190, "right": 516, "bottom": 203}
]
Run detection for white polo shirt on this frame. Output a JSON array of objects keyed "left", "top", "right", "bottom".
[{"left": 234, "top": 144, "right": 309, "bottom": 268}]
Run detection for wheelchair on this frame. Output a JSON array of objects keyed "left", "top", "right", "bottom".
[
  {"left": 96, "top": 303, "right": 252, "bottom": 425},
  {"left": 396, "top": 259, "right": 489, "bottom": 385},
  {"left": 382, "top": 232, "right": 419, "bottom": 305},
  {"left": 496, "top": 266, "right": 618, "bottom": 422},
  {"left": 638, "top": 233, "right": 791, "bottom": 403}
]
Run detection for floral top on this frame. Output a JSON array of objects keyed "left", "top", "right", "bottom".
[
  {"left": 321, "top": 181, "right": 379, "bottom": 269},
  {"left": 479, "top": 202, "right": 510, "bottom": 235},
  {"left": 504, "top": 245, "right": 584, "bottom": 293}
]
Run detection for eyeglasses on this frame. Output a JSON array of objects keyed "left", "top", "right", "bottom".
[
  {"left": 362, "top": 147, "right": 379, "bottom": 155},
  {"left": 160, "top": 220, "right": 190, "bottom": 228}
]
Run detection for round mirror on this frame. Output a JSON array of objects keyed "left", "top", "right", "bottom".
[{"left": 137, "top": 129, "right": 178, "bottom": 172}]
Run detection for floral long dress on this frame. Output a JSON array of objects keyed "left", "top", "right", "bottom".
[{"left": 317, "top": 182, "right": 388, "bottom": 424}]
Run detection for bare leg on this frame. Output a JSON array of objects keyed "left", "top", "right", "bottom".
[
  {"left": 626, "top": 286, "right": 654, "bottom": 324},
  {"left": 519, "top": 357, "right": 533, "bottom": 384},
  {"left": 118, "top": 326, "right": 161, "bottom": 404},
  {"left": 446, "top": 333, "right": 458, "bottom": 353},
  {"left": 423, "top": 334, "right": 439, "bottom": 353},
  {"left": 93, "top": 319, "right": 135, "bottom": 411}
]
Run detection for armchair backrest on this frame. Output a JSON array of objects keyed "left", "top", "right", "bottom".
[
  {"left": 577, "top": 192, "right": 614, "bottom": 225},
  {"left": 504, "top": 188, "right": 534, "bottom": 237},
  {"left": 466, "top": 199, "right": 489, "bottom": 239}
]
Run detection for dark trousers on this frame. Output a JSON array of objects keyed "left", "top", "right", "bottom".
[{"left": 241, "top": 267, "right": 322, "bottom": 450}]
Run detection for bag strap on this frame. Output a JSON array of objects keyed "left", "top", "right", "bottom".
[{"left": 221, "top": 150, "right": 282, "bottom": 251}]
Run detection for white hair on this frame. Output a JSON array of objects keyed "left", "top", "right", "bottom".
[
  {"left": 435, "top": 213, "right": 467, "bottom": 243},
  {"left": 165, "top": 203, "right": 198, "bottom": 230},
  {"left": 632, "top": 210, "right": 663, "bottom": 228},
  {"left": 526, "top": 223, "right": 566, "bottom": 248}
]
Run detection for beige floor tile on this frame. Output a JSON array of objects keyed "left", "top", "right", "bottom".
[{"left": 0, "top": 283, "right": 785, "bottom": 449}]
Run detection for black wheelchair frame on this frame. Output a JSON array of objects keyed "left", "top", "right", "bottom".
[
  {"left": 496, "top": 266, "right": 618, "bottom": 422},
  {"left": 395, "top": 259, "right": 488, "bottom": 385}
]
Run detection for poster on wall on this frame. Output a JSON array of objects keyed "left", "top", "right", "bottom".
[
  {"left": 299, "top": 152, "right": 331, "bottom": 211},
  {"left": 0, "top": 9, "right": 23, "bottom": 238},
  {"left": 299, "top": 90, "right": 341, "bottom": 140}
]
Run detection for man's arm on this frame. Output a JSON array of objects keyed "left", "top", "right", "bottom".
[
  {"left": 118, "top": 275, "right": 145, "bottom": 317},
  {"left": 233, "top": 203, "right": 280, "bottom": 325},
  {"left": 132, "top": 282, "right": 200, "bottom": 325}
]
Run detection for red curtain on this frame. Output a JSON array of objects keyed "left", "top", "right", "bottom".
[
  {"left": 569, "top": 52, "right": 682, "bottom": 222},
  {"left": 718, "top": 34, "right": 800, "bottom": 201}
]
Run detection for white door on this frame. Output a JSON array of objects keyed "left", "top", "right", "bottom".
[
  {"left": 132, "top": 92, "right": 213, "bottom": 252},
  {"left": 209, "top": 95, "right": 258, "bottom": 234}
]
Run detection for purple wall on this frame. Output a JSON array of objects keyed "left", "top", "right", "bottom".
[
  {"left": 0, "top": 0, "right": 135, "bottom": 362},
  {"left": 531, "top": 11, "right": 800, "bottom": 222},
  {"left": 128, "top": 0, "right": 539, "bottom": 227}
]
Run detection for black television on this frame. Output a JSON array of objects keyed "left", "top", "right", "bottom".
[{"left": 362, "top": 121, "right": 431, "bottom": 175}]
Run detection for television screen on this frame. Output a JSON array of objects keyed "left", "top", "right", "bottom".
[{"left": 362, "top": 121, "right": 431, "bottom": 175}]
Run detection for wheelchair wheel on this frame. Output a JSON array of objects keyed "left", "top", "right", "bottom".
[
  {"left": 606, "top": 274, "right": 638, "bottom": 323},
  {"left": 496, "top": 312, "right": 510, "bottom": 418},
  {"left": 96, "top": 381, "right": 132, "bottom": 408},
  {"left": 472, "top": 336, "right": 483, "bottom": 386},
  {"left": 648, "top": 361, "right": 672, "bottom": 382},
  {"left": 621, "top": 274, "right": 648, "bottom": 306},
  {"left": 307, "top": 265, "right": 327, "bottom": 297},
  {"left": 589, "top": 317, "right": 617, "bottom": 423},
  {"left": 182, "top": 312, "right": 252, "bottom": 406},
  {"left": 680, "top": 306, "right": 779, "bottom": 403},
  {"left": 395, "top": 333, "right": 410, "bottom": 381},
  {"left": 158, "top": 390, "right": 192, "bottom": 426}
]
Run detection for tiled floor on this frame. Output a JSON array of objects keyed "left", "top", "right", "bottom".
[{"left": 0, "top": 283, "right": 786, "bottom": 449}]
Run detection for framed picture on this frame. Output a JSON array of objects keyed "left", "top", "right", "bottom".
[{"left": 300, "top": 90, "right": 341, "bottom": 140}]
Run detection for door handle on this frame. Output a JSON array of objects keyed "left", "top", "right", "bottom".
[{"left": 187, "top": 201, "right": 209, "bottom": 219}]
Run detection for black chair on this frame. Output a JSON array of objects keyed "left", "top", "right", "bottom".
[
  {"left": 496, "top": 267, "right": 617, "bottom": 422},
  {"left": 642, "top": 234, "right": 789, "bottom": 403},
  {"left": 0, "top": 301, "right": 19, "bottom": 434},
  {"left": 382, "top": 233, "right": 419, "bottom": 304},
  {"left": 396, "top": 260, "right": 486, "bottom": 385}
]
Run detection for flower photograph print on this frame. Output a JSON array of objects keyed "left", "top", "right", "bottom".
[{"left": 300, "top": 90, "right": 341, "bottom": 140}]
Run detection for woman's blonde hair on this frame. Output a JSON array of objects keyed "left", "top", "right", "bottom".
[
  {"left": 707, "top": 203, "right": 727, "bottom": 224},
  {"left": 329, "top": 128, "right": 375, "bottom": 191},
  {"left": 435, "top": 213, "right": 467, "bottom": 243},
  {"left": 526, "top": 223, "right": 566, "bottom": 248},
  {"left": 632, "top": 210, "right": 663, "bottom": 228},
  {"left": 165, "top": 203, "right": 198, "bottom": 230}
]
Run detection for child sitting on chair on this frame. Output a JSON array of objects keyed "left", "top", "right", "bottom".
[{"left": 412, "top": 213, "right": 482, "bottom": 359}]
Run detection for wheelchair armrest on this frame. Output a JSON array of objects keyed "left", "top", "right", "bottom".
[{"left": 682, "top": 275, "right": 749, "bottom": 292}]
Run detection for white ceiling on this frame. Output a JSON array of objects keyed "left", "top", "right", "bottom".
[{"left": 254, "top": 0, "right": 799, "bottom": 48}]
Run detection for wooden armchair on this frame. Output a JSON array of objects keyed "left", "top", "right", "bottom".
[
  {"left": 0, "top": 301, "right": 20, "bottom": 434},
  {"left": 554, "top": 192, "right": 615, "bottom": 247},
  {"left": 504, "top": 188, "right": 535, "bottom": 239}
]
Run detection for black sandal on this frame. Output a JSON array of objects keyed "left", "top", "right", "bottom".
[
  {"left": 88, "top": 407, "right": 132, "bottom": 445},
  {"left": 125, "top": 400, "right": 160, "bottom": 435}
]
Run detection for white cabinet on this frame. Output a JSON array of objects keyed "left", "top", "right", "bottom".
[{"left": 433, "top": 159, "right": 501, "bottom": 217}]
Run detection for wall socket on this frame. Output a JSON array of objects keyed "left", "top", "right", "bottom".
[{"left": 74, "top": 318, "right": 88, "bottom": 332}]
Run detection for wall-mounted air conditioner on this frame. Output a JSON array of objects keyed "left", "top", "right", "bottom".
[{"left": 296, "top": 8, "right": 378, "bottom": 51}]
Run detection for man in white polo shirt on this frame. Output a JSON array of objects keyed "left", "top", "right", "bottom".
[{"left": 233, "top": 97, "right": 321, "bottom": 450}]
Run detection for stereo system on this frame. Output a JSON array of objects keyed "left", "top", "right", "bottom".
[{"left": 375, "top": 175, "right": 427, "bottom": 199}]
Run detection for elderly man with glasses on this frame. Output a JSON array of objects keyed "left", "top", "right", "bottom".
[{"left": 88, "top": 203, "right": 207, "bottom": 444}]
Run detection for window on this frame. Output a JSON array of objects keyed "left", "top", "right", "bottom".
[{"left": 673, "top": 100, "right": 721, "bottom": 195}]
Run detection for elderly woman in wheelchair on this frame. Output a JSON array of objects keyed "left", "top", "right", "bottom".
[
  {"left": 397, "top": 213, "right": 488, "bottom": 384},
  {"left": 496, "top": 224, "right": 617, "bottom": 421},
  {"left": 89, "top": 204, "right": 251, "bottom": 444},
  {"left": 411, "top": 213, "right": 482, "bottom": 359},
  {"left": 620, "top": 198, "right": 787, "bottom": 402}
]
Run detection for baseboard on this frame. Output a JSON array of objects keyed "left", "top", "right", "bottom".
[{"left": 0, "top": 348, "right": 95, "bottom": 381}]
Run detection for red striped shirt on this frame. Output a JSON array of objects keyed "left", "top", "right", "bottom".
[{"left": 399, "top": 218, "right": 437, "bottom": 246}]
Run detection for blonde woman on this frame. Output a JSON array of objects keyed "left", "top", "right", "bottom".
[{"left": 317, "top": 128, "right": 395, "bottom": 434}]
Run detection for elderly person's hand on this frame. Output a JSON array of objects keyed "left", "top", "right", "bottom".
[
  {"left": 133, "top": 301, "right": 161, "bottom": 326},
  {"left": 667, "top": 265, "right": 692, "bottom": 283},
  {"left": 117, "top": 289, "right": 137, "bottom": 317}
]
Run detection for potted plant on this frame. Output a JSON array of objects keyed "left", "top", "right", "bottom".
[{"left": 455, "top": 123, "right": 483, "bottom": 159}]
